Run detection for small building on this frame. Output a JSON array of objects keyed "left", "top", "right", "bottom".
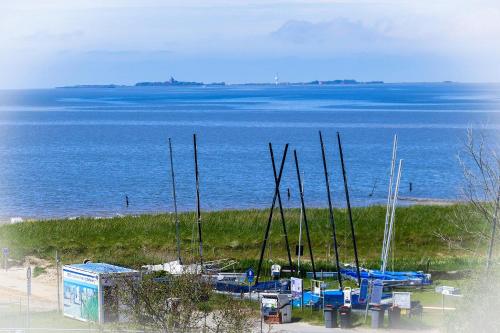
[{"left": 62, "top": 262, "right": 138, "bottom": 324}]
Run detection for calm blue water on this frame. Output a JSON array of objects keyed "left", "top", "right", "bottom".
[{"left": 0, "top": 83, "right": 499, "bottom": 220}]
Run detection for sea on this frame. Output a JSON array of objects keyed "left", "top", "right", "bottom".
[{"left": 0, "top": 83, "right": 499, "bottom": 221}]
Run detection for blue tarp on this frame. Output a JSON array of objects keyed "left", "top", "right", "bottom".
[
  {"left": 340, "top": 268, "right": 432, "bottom": 286},
  {"left": 292, "top": 290, "right": 392, "bottom": 309},
  {"left": 215, "top": 280, "right": 289, "bottom": 293}
]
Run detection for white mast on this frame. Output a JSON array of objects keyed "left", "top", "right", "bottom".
[
  {"left": 274, "top": 73, "right": 279, "bottom": 86},
  {"left": 382, "top": 159, "right": 403, "bottom": 273},
  {"left": 381, "top": 135, "right": 398, "bottom": 267}
]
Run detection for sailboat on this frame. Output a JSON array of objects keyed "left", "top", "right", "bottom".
[{"left": 340, "top": 135, "right": 432, "bottom": 287}]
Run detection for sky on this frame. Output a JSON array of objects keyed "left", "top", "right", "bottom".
[{"left": 1, "top": 0, "right": 500, "bottom": 88}]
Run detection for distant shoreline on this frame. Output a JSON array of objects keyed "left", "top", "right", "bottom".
[
  {"left": 0, "top": 198, "right": 461, "bottom": 224},
  {"left": 56, "top": 78, "right": 386, "bottom": 89}
]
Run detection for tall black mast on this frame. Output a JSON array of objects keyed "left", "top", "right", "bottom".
[
  {"left": 193, "top": 134, "right": 203, "bottom": 268},
  {"left": 255, "top": 144, "right": 289, "bottom": 284},
  {"left": 319, "top": 131, "right": 343, "bottom": 289},
  {"left": 168, "top": 138, "right": 182, "bottom": 264},
  {"left": 337, "top": 132, "right": 361, "bottom": 286},
  {"left": 269, "top": 144, "right": 294, "bottom": 273},
  {"left": 294, "top": 150, "right": 317, "bottom": 279}
]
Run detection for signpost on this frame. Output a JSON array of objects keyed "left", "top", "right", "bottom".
[
  {"left": 246, "top": 268, "right": 255, "bottom": 283},
  {"left": 246, "top": 268, "right": 254, "bottom": 299},
  {"left": 27, "top": 267, "right": 31, "bottom": 330},
  {"left": 2, "top": 248, "right": 8, "bottom": 272},
  {"left": 435, "top": 286, "right": 461, "bottom": 313},
  {"left": 56, "top": 251, "right": 61, "bottom": 313}
]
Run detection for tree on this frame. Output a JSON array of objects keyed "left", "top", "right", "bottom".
[
  {"left": 118, "top": 272, "right": 253, "bottom": 332},
  {"left": 437, "top": 129, "right": 499, "bottom": 270}
]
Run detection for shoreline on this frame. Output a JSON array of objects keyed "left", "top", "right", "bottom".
[{"left": 0, "top": 198, "right": 462, "bottom": 225}]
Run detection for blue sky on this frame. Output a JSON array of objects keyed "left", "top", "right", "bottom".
[{"left": 1, "top": 0, "right": 500, "bottom": 88}]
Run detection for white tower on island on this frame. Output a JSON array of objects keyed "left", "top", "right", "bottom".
[{"left": 274, "top": 73, "right": 279, "bottom": 85}]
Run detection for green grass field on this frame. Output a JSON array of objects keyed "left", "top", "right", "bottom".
[{"left": 0, "top": 204, "right": 486, "bottom": 272}]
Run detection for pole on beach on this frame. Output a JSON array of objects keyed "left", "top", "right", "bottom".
[
  {"left": 293, "top": 149, "right": 317, "bottom": 280},
  {"left": 27, "top": 266, "right": 31, "bottom": 331},
  {"left": 336, "top": 132, "right": 361, "bottom": 286},
  {"left": 256, "top": 144, "right": 288, "bottom": 284},
  {"left": 193, "top": 134, "right": 203, "bottom": 269},
  {"left": 56, "top": 250, "right": 61, "bottom": 313},
  {"left": 269, "top": 143, "right": 294, "bottom": 274},
  {"left": 169, "top": 138, "right": 182, "bottom": 264},
  {"left": 319, "top": 131, "right": 343, "bottom": 289}
]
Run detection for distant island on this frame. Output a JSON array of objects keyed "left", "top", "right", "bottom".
[{"left": 57, "top": 77, "right": 384, "bottom": 89}]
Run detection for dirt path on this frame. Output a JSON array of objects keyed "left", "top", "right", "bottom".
[{"left": 0, "top": 261, "right": 58, "bottom": 312}]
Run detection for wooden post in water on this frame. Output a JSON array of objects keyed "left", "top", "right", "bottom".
[{"left": 336, "top": 132, "right": 361, "bottom": 286}]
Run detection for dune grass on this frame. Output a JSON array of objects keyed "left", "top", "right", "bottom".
[{"left": 0, "top": 204, "right": 486, "bottom": 272}]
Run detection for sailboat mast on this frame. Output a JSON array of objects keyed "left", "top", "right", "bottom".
[
  {"left": 381, "top": 135, "right": 398, "bottom": 267},
  {"left": 269, "top": 143, "right": 294, "bottom": 274},
  {"left": 337, "top": 132, "right": 361, "bottom": 286},
  {"left": 294, "top": 150, "right": 317, "bottom": 279},
  {"left": 382, "top": 159, "right": 403, "bottom": 273},
  {"left": 255, "top": 144, "right": 289, "bottom": 284},
  {"left": 319, "top": 131, "right": 343, "bottom": 289},
  {"left": 168, "top": 138, "right": 182, "bottom": 264},
  {"left": 297, "top": 175, "right": 304, "bottom": 276},
  {"left": 193, "top": 134, "right": 203, "bottom": 268}
]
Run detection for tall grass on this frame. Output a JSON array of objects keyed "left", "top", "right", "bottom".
[{"left": 0, "top": 204, "right": 485, "bottom": 271}]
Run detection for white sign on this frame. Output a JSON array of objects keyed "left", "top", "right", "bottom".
[
  {"left": 393, "top": 292, "right": 411, "bottom": 309},
  {"left": 435, "top": 286, "right": 460, "bottom": 296},
  {"left": 262, "top": 297, "right": 278, "bottom": 309},
  {"left": 63, "top": 269, "right": 99, "bottom": 286},
  {"left": 343, "top": 287, "right": 352, "bottom": 307},
  {"left": 291, "top": 277, "right": 303, "bottom": 298}
]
